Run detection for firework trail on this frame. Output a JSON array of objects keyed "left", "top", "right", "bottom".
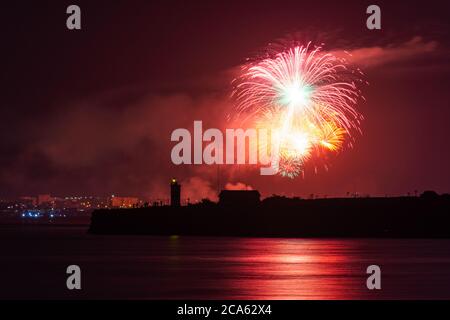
[{"left": 233, "top": 43, "right": 364, "bottom": 178}]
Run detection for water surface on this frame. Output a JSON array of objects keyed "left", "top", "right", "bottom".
[{"left": 1, "top": 225, "right": 449, "bottom": 299}]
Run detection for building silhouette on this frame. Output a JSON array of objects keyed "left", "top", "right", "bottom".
[{"left": 219, "top": 190, "right": 260, "bottom": 207}]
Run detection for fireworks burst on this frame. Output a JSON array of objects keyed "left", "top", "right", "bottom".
[
  {"left": 233, "top": 43, "right": 364, "bottom": 178},
  {"left": 278, "top": 155, "right": 303, "bottom": 179}
]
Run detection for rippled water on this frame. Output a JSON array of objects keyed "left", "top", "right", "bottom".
[{"left": 1, "top": 225, "right": 450, "bottom": 299}]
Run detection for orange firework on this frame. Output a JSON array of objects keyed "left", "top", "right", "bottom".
[{"left": 233, "top": 43, "right": 364, "bottom": 178}]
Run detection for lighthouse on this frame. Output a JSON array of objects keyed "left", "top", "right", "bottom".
[{"left": 170, "top": 178, "right": 181, "bottom": 207}]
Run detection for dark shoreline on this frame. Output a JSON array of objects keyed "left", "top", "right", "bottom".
[{"left": 88, "top": 196, "right": 450, "bottom": 238}]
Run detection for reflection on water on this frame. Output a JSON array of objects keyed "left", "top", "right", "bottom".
[{"left": 1, "top": 226, "right": 450, "bottom": 299}]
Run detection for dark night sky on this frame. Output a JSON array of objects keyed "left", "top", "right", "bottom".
[{"left": 1, "top": 0, "right": 450, "bottom": 200}]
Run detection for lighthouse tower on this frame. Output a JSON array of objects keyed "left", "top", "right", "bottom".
[{"left": 170, "top": 178, "right": 181, "bottom": 207}]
